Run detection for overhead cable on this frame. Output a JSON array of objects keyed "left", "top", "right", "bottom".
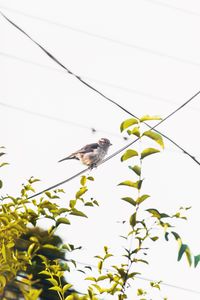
[{"left": 1, "top": 11, "right": 199, "bottom": 166}]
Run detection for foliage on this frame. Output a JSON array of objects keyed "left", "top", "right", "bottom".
[{"left": 0, "top": 117, "right": 196, "bottom": 300}]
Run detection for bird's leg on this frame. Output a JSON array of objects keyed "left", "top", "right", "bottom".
[{"left": 89, "top": 163, "right": 97, "bottom": 170}]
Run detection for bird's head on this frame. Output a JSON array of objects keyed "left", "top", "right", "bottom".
[{"left": 98, "top": 138, "right": 112, "bottom": 148}]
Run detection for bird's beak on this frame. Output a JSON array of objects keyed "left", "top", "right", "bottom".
[{"left": 110, "top": 143, "right": 112, "bottom": 146}]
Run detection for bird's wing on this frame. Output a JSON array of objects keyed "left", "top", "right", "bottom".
[{"left": 74, "top": 143, "right": 99, "bottom": 154}]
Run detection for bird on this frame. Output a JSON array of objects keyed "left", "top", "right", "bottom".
[{"left": 58, "top": 138, "right": 112, "bottom": 168}]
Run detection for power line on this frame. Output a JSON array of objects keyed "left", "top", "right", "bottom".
[
  {"left": 1, "top": 5, "right": 200, "bottom": 68},
  {"left": 2, "top": 50, "right": 200, "bottom": 113},
  {"left": 1, "top": 11, "right": 199, "bottom": 167},
  {"left": 0, "top": 100, "right": 192, "bottom": 156},
  {"left": 27, "top": 89, "right": 200, "bottom": 200},
  {"left": 0, "top": 51, "right": 181, "bottom": 108},
  {"left": 15, "top": 238, "right": 200, "bottom": 295},
  {"left": 144, "top": 0, "right": 200, "bottom": 18},
  {"left": 0, "top": 101, "right": 128, "bottom": 141},
  {"left": 9, "top": 255, "right": 200, "bottom": 296}
]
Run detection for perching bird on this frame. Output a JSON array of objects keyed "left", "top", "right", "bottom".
[{"left": 58, "top": 138, "right": 112, "bottom": 168}]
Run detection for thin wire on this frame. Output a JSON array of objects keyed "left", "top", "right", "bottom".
[
  {"left": 27, "top": 89, "right": 200, "bottom": 200},
  {"left": 0, "top": 50, "right": 182, "bottom": 108},
  {"left": 144, "top": 0, "right": 200, "bottom": 18},
  {"left": 0, "top": 100, "right": 193, "bottom": 158},
  {"left": 0, "top": 101, "right": 128, "bottom": 141},
  {"left": 1, "top": 11, "right": 199, "bottom": 166},
  {"left": 15, "top": 238, "right": 200, "bottom": 295},
  {"left": 66, "top": 259, "right": 200, "bottom": 295},
  {"left": 1, "top": 5, "right": 200, "bottom": 67}
]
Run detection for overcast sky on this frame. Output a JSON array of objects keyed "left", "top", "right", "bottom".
[{"left": 1, "top": 0, "right": 200, "bottom": 299}]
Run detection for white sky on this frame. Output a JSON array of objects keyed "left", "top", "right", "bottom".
[{"left": 1, "top": 0, "right": 200, "bottom": 299}]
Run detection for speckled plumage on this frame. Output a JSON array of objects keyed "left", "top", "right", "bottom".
[{"left": 58, "top": 138, "right": 112, "bottom": 168}]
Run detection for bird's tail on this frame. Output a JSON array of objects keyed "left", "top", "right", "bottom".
[{"left": 58, "top": 155, "right": 75, "bottom": 163}]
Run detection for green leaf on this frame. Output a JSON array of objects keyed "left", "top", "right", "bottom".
[
  {"left": 0, "top": 152, "right": 5, "bottom": 157},
  {"left": 104, "top": 253, "right": 113, "bottom": 260},
  {"left": 171, "top": 231, "right": 181, "bottom": 241},
  {"left": 28, "top": 243, "right": 38, "bottom": 257},
  {"left": 70, "top": 209, "right": 87, "bottom": 218},
  {"left": 29, "top": 177, "right": 40, "bottom": 184},
  {"left": 93, "top": 200, "right": 99, "bottom": 206},
  {"left": 142, "top": 130, "right": 164, "bottom": 149},
  {"left": 84, "top": 202, "right": 93, "bottom": 206},
  {"left": 177, "top": 244, "right": 187, "bottom": 261},
  {"left": 80, "top": 176, "right": 87, "bottom": 186},
  {"left": 76, "top": 187, "right": 88, "bottom": 199},
  {"left": 49, "top": 286, "right": 62, "bottom": 292},
  {"left": 146, "top": 208, "right": 161, "bottom": 219},
  {"left": 121, "top": 197, "right": 136, "bottom": 207},
  {"left": 120, "top": 118, "right": 138, "bottom": 132},
  {"left": 121, "top": 149, "right": 138, "bottom": 162},
  {"left": 130, "top": 212, "right": 137, "bottom": 228},
  {"left": 56, "top": 217, "right": 71, "bottom": 226},
  {"left": 91, "top": 284, "right": 102, "bottom": 293},
  {"left": 0, "top": 275, "right": 6, "bottom": 288},
  {"left": 130, "top": 127, "right": 140, "bottom": 137},
  {"left": 98, "top": 261, "right": 103, "bottom": 273},
  {"left": 141, "top": 148, "right": 160, "bottom": 159},
  {"left": 147, "top": 209, "right": 169, "bottom": 219},
  {"left": 69, "top": 199, "right": 76, "bottom": 209},
  {"left": 140, "top": 115, "right": 162, "bottom": 122},
  {"left": 128, "top": 272, "right": 141, "bottom": 279},
  {"left": 42, "top": 244, "right": 58, "bottom": 250},
  {"left": 0, "top": 162, "right": 9, "bottom": 168},
  {"left": 39, "top": 270, "right": 51, "bottom": 276},
  {"left": 97, "top": 275, "right": 108, "bottom": 282},
  {"left": 129, "top": 165, "right": 141, "bottom": 176},
  {"left": 178, "top": 244, "right": 192, "bottom": 265},
  {"left": 194, "top": 255, "right": 200, "bottom": 268},
  {"left": 47, "top": 278, "right": 58, "bottom": 286},
  {"left": 136, "top": 194, "right": 150, "bottom": 204},
  {"left": 0, "top": 180, "right": 3, "bottom": 189},
  {"left": 63, "top": 284, "right": 73, "bottom": 292},
  {"left": 185, "top": 247, "right": 192, "bottom": 266},
  {"left": 85, "top": 277, "right": 97, "bottom": 282},
  {"left": 118, "top": 180, "right": 142, "bottom": 189},
  {"left": 87, "top": 176, "right": 94, "bottom": 181},
  {"left": 150, "top": 236, "right": 159, "bottom": 241}
]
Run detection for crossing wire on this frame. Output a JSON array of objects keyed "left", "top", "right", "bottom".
[
  {"left": 1, "top": 11, "right": 199, "bottom": 166},
  {"left": 26, "top": 88, "right": 200, "bottom": 200}
]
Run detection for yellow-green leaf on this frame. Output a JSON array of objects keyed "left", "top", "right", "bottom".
[
  {"left": 85, "top": 277, "right": 97, "bottom": 282},
  {"left": 121, "top": 197, "right": 136, "bottom": 206},
  {"left": 56, "top": 217, "right": 71, "bottom": 226},
  {"left": 70, "top": 209, "right": 87, "bottom": 218},
  {"left": 142, "top": 130, "right": 164, "bottom": 149},
  {"left": 80, "top": 176, "right": 87, "bottom": 186},
  {"left": 130, "top": 127, "right": 140, "bottom": 137},
  {"left": 136, "top": 194, "right": 150, "bottom": 204},
  {"left": 47, "top": 278, "right": 58, "bottom": 286},
  {"left": 63, "top": 284, "right": 73, "bottom": 292},
  {"left": 130, "top": 212, "right": 137, "bottom": 228},
  {"left": 129, "top": 165, "right": 141, "bottom": 176},
  {"left": 121, "top": 149, "right": 138, "bottom": 161},
  {"left": 76, "top": 187, "right": 88, "bottom": 199},
  {"left": 98, "top": 260, "right": 103, "bottom": 273},
  {"left": 120, "top": 118, "right": 138, "bottom": 132},
  {"left": 118, "top": 180, "right": 142, "bottom": 189},
  {"left": 141, "top": 148, "right": 160, "bottom": 159},
  {"left": 140, "top": 115, "right": 162, "bottom": 122},
  {"left": 49, "top": 286, "right": 62, "bottom": 292}
]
